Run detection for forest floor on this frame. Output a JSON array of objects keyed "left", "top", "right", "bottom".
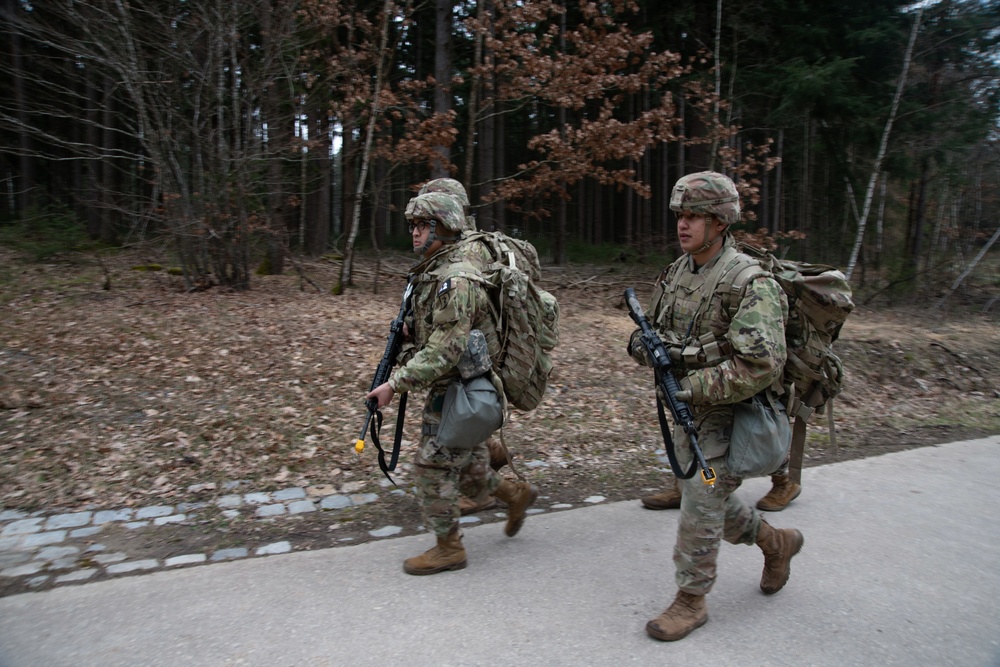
[{"left": 1, "top": 244, "right": 999, "bottom": 580}]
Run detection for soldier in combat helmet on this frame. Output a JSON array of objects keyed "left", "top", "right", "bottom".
[
  {"left": 365, "top": 192, "right": 537, "bottom": 575},
  {"left": 627, "top": 171, "right": 804, "bottom": 641},
  {"left": 640, "top": 177, "right": 800, "bottom": 514},
  {"left": 416, "top": 178, "right": 512, "bottom": 516}
]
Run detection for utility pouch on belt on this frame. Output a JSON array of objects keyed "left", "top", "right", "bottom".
[
  {"left": 457, "top": 329, "right": 492, "bottom": 380},
  {"left": 436, "top": 376, "right": 504, "bottom": 449},
  {"left": 727, "top": 394, "right": 791, "bottom": 478}
]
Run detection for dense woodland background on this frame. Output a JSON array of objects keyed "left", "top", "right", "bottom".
[{"left": 1, "top": 0, "right": 998, "bottom": 304}]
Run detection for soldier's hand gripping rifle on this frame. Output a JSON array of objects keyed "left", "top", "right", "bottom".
[
  {"left": 354, "top": 279, "right": 414, "bottom": 483},
  {"left": 624, "top": 288, "right": 716, "bottom": 487}
]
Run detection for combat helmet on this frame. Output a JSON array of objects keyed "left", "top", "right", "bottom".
[
  {"left": 418, "top": 178, "right": 470, "bottom": 209},
  {"left": 669, "top": 171, "right": 741, "bottom": 226},
  {"left": 418, "top": 177, "right": 476, "bottom": 230},
  {"left": 405, "top": 192, "right": 467, "bottom": 254}
]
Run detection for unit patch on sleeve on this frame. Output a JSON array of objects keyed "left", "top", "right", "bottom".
[{"left": 437, "top": 278, "right": 453, "bottom": 295}]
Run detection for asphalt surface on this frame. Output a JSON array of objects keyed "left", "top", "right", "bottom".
[{"left": 1, "top": 435, "right": 999, "bottom": 667}]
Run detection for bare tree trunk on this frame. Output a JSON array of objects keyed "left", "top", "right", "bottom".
[
  {"left": 261, "top": 4, "right": 287, "bottom": 274},
  {"left": 337, "top": 0, "right": 393, "bottom": 294},
  {"left": 593, "top": 180, "right": 603, "bottom": 245},
  {"left": 476, "top": 0, "right": 496, "bottom": 231},
  {"left": 772, "top": 127, "right": 783, "bottom": 233},
  {"left": 6, "top": 0, "right": 33, "bottom": 213},
  {"left": 100, "top": 77, "right": 118, "bottom": 244},
  {"left": 496, "top": 109, "right": 506, "bottom": 232},
  {"left": 875, "top": 171, "right": 887, "bottom": 272},
  {"left": 463, "top": 0, "right": 485, "bottom": 186},
  {"left": 306, "top": 114, "right": 332, "bottom": 256},
  {"left": 800, "top": 115, "right": 810, "bottom": 245},
  {"left": 929, "top": 181, "right": 949, "bottom": 269},
  {"left": 661, "top": 140, "right": 670, "bottom": 242},
  {"left": 707, "top": 0, "right": 723, "bottom": 169},
  {"left": 911, "top": 157, "right": 931, "bottom": 276},
  {"left": 676, "top": 94, "right": 685, "bottom": 181},
  {"left": 431, "top": 0, "right": 453, "bottom": 178},
  {"left": 844, "top": 8, "right": 922, "bottom": 281},
  {"left": 85, "top": 70, "right": 102, "bottom": 239},
  {"left": 554, "top": 2, "right": 567, "bottom": 265}
]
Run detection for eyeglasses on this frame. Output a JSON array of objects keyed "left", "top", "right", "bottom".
[{"left": 407, "top": 220, "right": 433, "bottom": 234}]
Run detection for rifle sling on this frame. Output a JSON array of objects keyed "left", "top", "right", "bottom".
[
  {"left": 370, "top": 392, "right": 408, "bottom": 485},
  {"left": 655, "top": 393, "right": 701, "bottom": 481}
]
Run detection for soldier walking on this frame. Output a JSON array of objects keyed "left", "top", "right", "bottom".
[
  {"left": 627, "top": 171, "right": 804, "bottom": 641},
  {"left": 365, "top": 193, "right": 537, "bottom": 575},
  {"left": 416, "top": 177, "right": 511, "bottom": 515}
]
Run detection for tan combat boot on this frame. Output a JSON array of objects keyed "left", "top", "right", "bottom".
[
  {"left": 645, "top": 590, "right": 708, "bottom": 641},
  {"left": 756, "top": 520, "right": 804, "bottom": 594},
  {"left": 403, "top": 527, "right": 467, "bottom": 576},
  {"left": 641, "top": 476, "right": 681, "bottom": 510},
  {"left": 458, "top": 495, "right": 499, "bottom": 516},
  {"left": 493, "top": 479, "right": 538, "bottom": 537},
  {"left": 640, "top": 485, "right": 682, "bottom": 510},
  {"left": 755, "top": 473, "right": 801, "bottom": 511}
]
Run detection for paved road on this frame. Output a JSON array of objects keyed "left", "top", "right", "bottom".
[{"left": 1, "top": 436, "right": 999, "bottom": 667}]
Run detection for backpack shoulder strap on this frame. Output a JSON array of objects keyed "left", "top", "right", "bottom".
[{"left": 716, "top": 245, "right": 773, "bottom": 321}]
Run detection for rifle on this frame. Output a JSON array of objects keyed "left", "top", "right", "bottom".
[
  {"left": 624, "top": 287, "right": 716, "bottom": 487},
  {"left": 354, "top": 279, "right": 414, "bottom": 483}
]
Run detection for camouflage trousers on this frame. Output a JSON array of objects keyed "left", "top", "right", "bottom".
[
  {"left": 413, "top": 389, "right": 503, "bottom": 538},
  {"left": 674, "top": 455, "right": 762, "bottom": 595}
]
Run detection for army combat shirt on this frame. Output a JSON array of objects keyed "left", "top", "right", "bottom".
[
  {"left": 632, "top": 235, "right": 788, "bottom": 459},
  {"left": 388, "top": 242, "right": 500, "bottom": 397}
]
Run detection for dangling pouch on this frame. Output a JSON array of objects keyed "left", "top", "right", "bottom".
[
  {"left": 436, "top": 376, "right": 504, "bottom": 449},
  {"left": 726, "top": 394, "right": 791, "bottom": 478}
]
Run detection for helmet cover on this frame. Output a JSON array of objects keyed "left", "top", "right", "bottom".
[
  {"left": 669, "top": 171, "right": 741, "bottom": 226},
  {"left": 405, "top": 192, "right": 467, "bottom": 233},
  {"left": 418, "top": 178, "right": 470, "bottom": 210}
]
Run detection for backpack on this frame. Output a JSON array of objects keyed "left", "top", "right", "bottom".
[
  {"left": 719, "top": 243, "right": 855, "bottom": 483},
  {"left": 461, "top": 231, "right": 560, "bottom": 411}
]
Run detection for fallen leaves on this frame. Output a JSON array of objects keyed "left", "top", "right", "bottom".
[{"left": 1, "top": 249, "right": 998, "bottom": 515}]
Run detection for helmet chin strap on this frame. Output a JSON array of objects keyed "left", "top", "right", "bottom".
[
  {"left": 416, "top": 222, "right": 459, "bottom": 255},
  {"left": 691, "top": 224, "right": 726, "bottom": 256},
  {"left": 417, "top": 223, "right": 437, "bottom": 255}
]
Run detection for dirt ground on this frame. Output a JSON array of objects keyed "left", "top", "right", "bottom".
[{"left": 1, "top": 246, "right": 998, "bottom": 586}]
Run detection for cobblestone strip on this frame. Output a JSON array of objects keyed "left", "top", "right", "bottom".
[
  {"left": 0, "top": 467, "right": 594, "bottom": 592},
  {"left": 0, "top": 480, "right": 396, "bottom": 591}
]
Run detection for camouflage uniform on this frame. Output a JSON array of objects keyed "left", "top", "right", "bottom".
[
  {"left": 415, "top": 179, "right": 513, "bottom": 514},
  {"left": 631, "top": 234, "right": 788, "bottom": 593},
  {"left": 389, "top": 238, "right": 504, "bottom": 537}
]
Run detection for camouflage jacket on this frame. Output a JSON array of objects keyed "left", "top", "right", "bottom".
[
  {"left": 629, "top": 236, "right": 788, "bottom": 457},
  {"left": 388, "top": 240, "right": 501, "bottom": 397}
]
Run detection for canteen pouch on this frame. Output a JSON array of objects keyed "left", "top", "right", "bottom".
[
  {"left": 436, "top": 376, "right": 504, "bottom": 449},
  {"left": 726, "top": 394, "right": 791, "bottom": 478}
]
